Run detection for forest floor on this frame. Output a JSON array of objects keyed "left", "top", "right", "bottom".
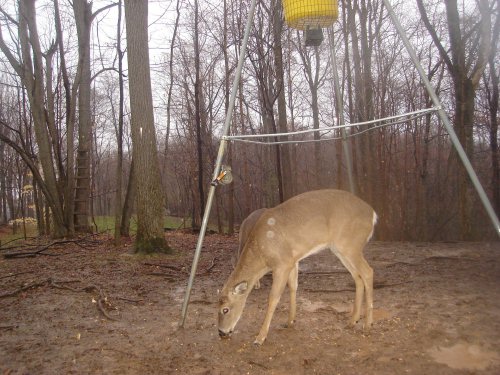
[{"left": 0, "top": 230, "right": 499, "bottom": 374}]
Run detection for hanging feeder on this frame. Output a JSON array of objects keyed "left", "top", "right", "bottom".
[
  {"left": 282, "top": 0, "right": 338, "bottom": 46},
  {"left": 211, "top": 165, "right": 233, "bottom": 186}
]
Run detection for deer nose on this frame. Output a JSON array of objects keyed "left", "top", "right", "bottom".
[{"left": 219, "top": 329, "right": 230, "bottom": 338}]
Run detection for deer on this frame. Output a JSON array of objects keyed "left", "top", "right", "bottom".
[
  {"left": 232, "top": 208, "right": 268, "bottom": 290},
  {"left": 218, "top": 189, "right": 377, "bottom": 345}
]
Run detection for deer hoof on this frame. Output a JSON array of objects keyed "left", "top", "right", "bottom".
[{"left": 253, "top": 336, "right": 266, "bottom": 346}]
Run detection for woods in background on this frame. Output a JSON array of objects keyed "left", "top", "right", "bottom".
[{"left": 0, "top": 0, "right": 498, "bottom": 242}]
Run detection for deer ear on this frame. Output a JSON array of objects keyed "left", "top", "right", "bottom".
[{"left": 233, "top": 281, "right": 248, "bottom": 295}]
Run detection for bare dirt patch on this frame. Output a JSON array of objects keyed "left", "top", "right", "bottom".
[{"left": 1, "top": 233, "right": 499, "bottom": 374}]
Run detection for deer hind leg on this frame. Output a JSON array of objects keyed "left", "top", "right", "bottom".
[
  {"left": 286, "top": 262, "right": 299, "bottom": 327},
  {"left": 331, "top": 245, "right": 373, "bottom": 329},
  {"left": 358, "top": 256, "right": 374, "bottom": 328},
  {"left": 254, "top": 266, "right": 291, "bottom": 345}
]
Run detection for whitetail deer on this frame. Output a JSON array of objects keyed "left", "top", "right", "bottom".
[
  {"left": 218, "top": 189, "right": 377, "bottom": 345},
  {"left": 232, "top": 208, "right": 268, "bottom": 289}
]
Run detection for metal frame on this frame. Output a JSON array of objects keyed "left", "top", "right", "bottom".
[
  {"left": 223, "top": 107, "right": 439, "bottom": 144},
  {"left": 179, "top": 0, "right": 259, "bottom": 327},
  {"left": 180, "top": 0, "right": 500, "bottom": 328}
]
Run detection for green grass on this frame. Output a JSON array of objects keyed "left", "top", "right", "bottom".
[
  {"left": 0, "top": 223, "right": 38, "bottom": 247},
  {"left": 92, "top": 215, "right": 188, "bottom": 234},
  {"left": 0, "top": 215, "right": 217, "bottom": 247}
]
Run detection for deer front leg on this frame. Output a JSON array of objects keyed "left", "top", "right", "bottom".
[
  {"left": 286, "top": 262, "right": 299, "bottom": 327},
  {"left": 254, "top": 267, "right": 290, "bottom": 345}
]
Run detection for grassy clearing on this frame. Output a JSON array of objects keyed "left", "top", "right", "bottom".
[
  {"left": 0, "top": 223, "right": 38, "bottom": 247},
  {"left": 0, "top": 216, "right": 203, "bottom": 246},
  {"left": 92, "top": 216, "right": 189, "bottom": 234}
]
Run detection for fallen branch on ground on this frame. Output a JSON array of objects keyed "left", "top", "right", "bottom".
[
  {"left": 115, "top": 296, "right": 144, "bottom": 304},
  {"left": 147, "top": 272, "right": 176, "bottom": 281},
  {"left": 3, "top": 237, "right": 99, "bottom": 259},
  {"left": 304, "top": 287, "right": 355, "bottom": 293},
  {"left": 300, "top": 270, "right": 350, "bottom": 275},
  {"left": 0, "top": 271, "right": 32, "bottom": 280},
  {"left": 50, "top": 279, "right": 119, "bottom": 321},
  {"left": 0, "top": 277, "right": 120, "bottom": 321},
  {"left": 198, "top": 257, "right": 217, "bottom": 275},
  {"left": 0, "top": 236, "right": 40, "bottom": 251},
  {"left": 143, "top": 262, "right": 184, "bottom": 272},
  {"left": 0, "top": 280, "right": 49, "bottom": 298},
  {"left": 305, "top": 280, "right": 412, "bottom": 293},
  {"left": 144, "top": 256, "right": 217, "bottom": 277},
  {"left": 0, "top": 324, "right": 19, "bottom": 330}
]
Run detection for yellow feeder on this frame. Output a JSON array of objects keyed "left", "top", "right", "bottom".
[{"left": 282, "top": 0, "right": 339, "bottom": 31}]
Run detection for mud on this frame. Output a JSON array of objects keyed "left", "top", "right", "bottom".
[{"left": 1, "top": 233, "right": 499, "bottom": 374}]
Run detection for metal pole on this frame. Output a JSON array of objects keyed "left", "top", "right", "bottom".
[
  {"left": 382, "top": 0, "right": 500, "bottom": 237},
  {"left": 180, "top": 0, "right": 259, "bottom": 327},
  {"left": 328, "top": 27, "right": 355, "bottom": 194}
]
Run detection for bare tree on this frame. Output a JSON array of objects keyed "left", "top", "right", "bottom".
[
  {"left": 294, "top": 35, "right": 329, "bottom": 188},
  {"left": 417, "top": 0, "right": 493, "bottom": 239},
  {"left": 272, "top": 0, "right": 293, "bottom": 200},
  {"left": 193, "top": 0, "right": 206, "bottom": 228},
  {"left": 124, "top": 0, "right": 170, "bottom": 253},
  {"left": 0, "top": 0, "right": 67, "bottom": 237},
  {"left": 485, "top": 0, "right": 500, "bottom": 216},
  {"left": 73, "top": 0, "right": 93, "bottom": 233},
  {"left": 113, "top": 0, "right": 125, "bottom": 244}
]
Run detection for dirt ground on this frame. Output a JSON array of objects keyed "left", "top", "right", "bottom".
[{"left": 1, "top": 231, "right": 499, "bottom": 374}]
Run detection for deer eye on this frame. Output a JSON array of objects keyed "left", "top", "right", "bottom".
[{"left": 222, "top": 307, "right": 230, "bottom": 315}]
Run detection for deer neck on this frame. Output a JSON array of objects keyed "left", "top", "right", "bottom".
[{"left": 230, "top": 243, "right": 267, "bottom": 289}]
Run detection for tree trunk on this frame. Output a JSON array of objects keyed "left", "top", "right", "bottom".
[
  {"left": 73, "top": 0, "right": 93, "bottom": 234},
  {"left": 120, "top": 159, "right": 136, "bottom": 237},
  {"left": 0, "top": 125, "right": 7, "bottom": 224},
  {"left": 488, "top": 12, "right": 500, "bottom": 216},
  {"left": 0, "top": 0, "right": 67, "bottom": 237},
  {"left": 417, "top": 0, "right": 492, "bottom": 239},
  {"left": 272, "top": 0, "right": 293, "bottom": 200},
  {"left": 124, "top": 0, "right": 170, "bottom": 253},
  {"left": 114, "top": 0, "right": 125, "bottom": 245},
  {"left": 296, "top": 40, "right": 323, "bottom": 188},
  {"left": 223, "top": 0, "right": 235, "bottom": 235},
  {"left": 193, "top": 0, "right": 205, "bottom": 226}
]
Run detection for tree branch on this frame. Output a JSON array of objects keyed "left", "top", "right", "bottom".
[
  {"left": 91, "top": 2, "right": 118, "bottom": 22},
  {"left": 415, "top": 0, "right": 454, "bottom": 72}
]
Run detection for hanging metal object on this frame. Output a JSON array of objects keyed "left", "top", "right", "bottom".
[
  {"left": 305, "top": 26, "right": 324, "bottom": 46},
  {"left": 282, "top": 0, "right": 338, "bottom": 46},
  {"left": 211, "top": 165, "right": 233, "bottom": 186}
]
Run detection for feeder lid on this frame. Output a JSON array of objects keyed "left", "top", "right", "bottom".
[{"left": 282, "top": 0, "right": 339, "bottom": 31}]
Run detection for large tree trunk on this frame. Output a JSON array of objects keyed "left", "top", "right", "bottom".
[
  {"left": 54, "top": 0, "right": 75, "bottom": 236},
  {"left": 0, "top": 125, "right": 7, "bottom": 224},
  {"left": 296, "top": 40, "right": 324, "bottom": 188},
  {"left": 223, "top": 0, "right": 235, "bottom": 235},
  {"left": 193, "top": 0, "right": 206, "bottom": 227},
  {"left": 124, "top": 0, "right": 170, "bottom": 253},
  {"left": 272, "top": 0, "right": 293, "bottom": 200},
  {"left": 114, "top": 0, "right": 125, "bottom": 245},
  {"left": 73, "top": 0, "right": 93, "bottom": 234},
  {"left": 452, "top": 77, "right": 476, "bottom": 237},
  {"left": 120, "top": 159, "right": 136, "bottom": 237},
  {"left": 487, "top": 3, "right": 500, "bottom": 218}
]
